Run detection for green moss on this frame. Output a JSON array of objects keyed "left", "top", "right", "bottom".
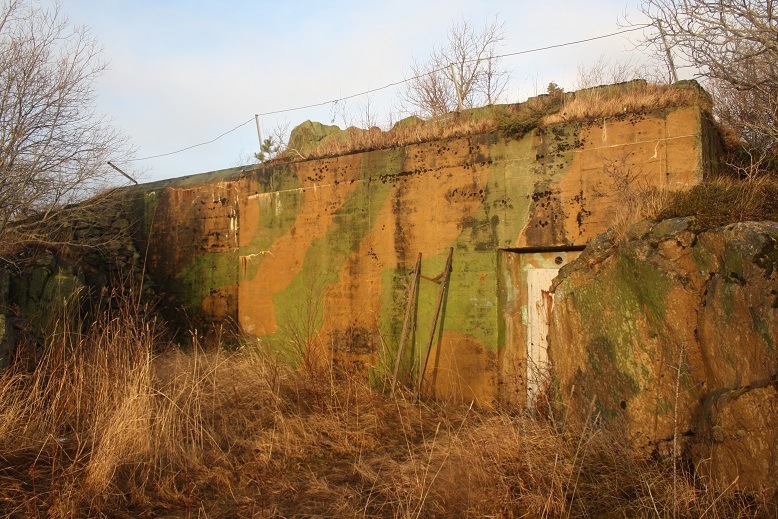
[
  {"left": 722, "top": 243, "right": 746, "bottom": 284},
  {"left": 571, "top": 250, "right": 673, "bottom": 398},
  {"left": 615, "top": 253, "right": 672, "bottom": 325},
  {"left": 42, "top": 270, "right": 84, "bottom": 306},
  {"left": 720, "top": 281, "right": 736, "bottom": 318},
  {"left": 286, "top": 120, "right": 343, "bottom": 157},
  {"left": 750, "top": 308, "right": 775, "bottom": 353},
  {"left": 691, "top": 241, "right": 715, "bottom": 273},
  {"left": 142, "top": 191, "right": 159, "bottom": 234},
  {"left": 496, "top": 89, "right": 564, "bottom": 138},
  {"left": 753, "top": 234, "right": 778, "bottom": 279},
  {"left": 27, "top": 266, "right": 52, "bottom": 302}
]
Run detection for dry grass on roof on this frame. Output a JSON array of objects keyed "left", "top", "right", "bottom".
[
  {"left": 278, "top": 82, "right": 710, "bottom": 163},
  {"left": 543, "top": 81, "right": 711, "bottom": 125},
  {"left": 286, "top": 115, "right": 499, "bottom": 162}
]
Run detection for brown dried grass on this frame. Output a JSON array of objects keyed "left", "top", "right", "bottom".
[
  {"left": 295, "top": 115, "right": 498, "bottom": 161},
  {"left": 659, "top": 175, "right": 778, "bottom": 230},
  {"left": 543, "top": 81, "right": 711, "bottom": 125},
  {"left": 0, "top": 292, "right": 772, "bottom": 517},
  {"left": 277, "top": 82, "right": 709, "bottom": 164}
]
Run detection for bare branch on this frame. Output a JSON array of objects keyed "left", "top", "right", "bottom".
[
  {"left": 402, "top": 17, "right": 509, "bottom": 118},
  {"left": 637, "top": 0, "right": 778, "bottom": 177},
  {"left": 0, "top": 0, "right": 132, "bottom": 260}
]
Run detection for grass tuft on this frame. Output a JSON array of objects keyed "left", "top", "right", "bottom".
[
  {"left": 659, "top": 176, "right": 778, "bottom": 230},
  {"left": 543, "top": 80, "right": 711, "bottom": 125}
]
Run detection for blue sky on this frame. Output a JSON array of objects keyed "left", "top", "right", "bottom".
[{"left": 53, "top": 0, "right": 669, "bottom": 183}]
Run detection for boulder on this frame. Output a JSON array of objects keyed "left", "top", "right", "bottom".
[
  {"left": 285, "top": 120, "right": 343, "bottom": 157},
  {"left": 549, "top": 219, "right": 778, "bottom": 493},
  {"left": 692, "top": 379, "right": 778, "bottom": 495}
]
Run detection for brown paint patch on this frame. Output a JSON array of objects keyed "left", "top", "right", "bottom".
[
  {"left": 369, "top": 139, "right": 492, "bottom": 263},
  {"left": 315, "top": 139, "right": 492, "bottom": 366},
  {"left": 145, "top": 181, "right": 239, "bottom": 323},
  {"left": 200, "top": 287, "right": 237, "bottom": 321},
  {"left": 237, "top": 155, "right": 365, "bottom": 335},
  {"left": 148, "top": 182, "right": 239, "bottom": 276},
  {"left": 516, "top": 107, "right": 703, "bottom": 248}
]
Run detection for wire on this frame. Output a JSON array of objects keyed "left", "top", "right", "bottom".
[
  {"left": 127, "top": 24, "right": 650, "bottom": 163},
  {"left": 125, "top": 117, "right": 255, "bottom": 162},
  {"left": 256, "top": 25, "right": 651, "bottom": 116}
]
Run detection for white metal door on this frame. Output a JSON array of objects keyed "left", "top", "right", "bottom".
[{"left": 526, "top": 268, "right": 558, "bottom": 407}]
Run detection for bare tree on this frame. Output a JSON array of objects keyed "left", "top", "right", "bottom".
[
  {"left": 0, "top": 0, "right": 131, "bottom": 259},
  {"left": 403, "top": 18, "right": 509, "bottom": 118},
  {"left": 573, "top": 55, "right": 660, "bottom": 90},
  {"left": 637, "top": 0, "right": 778, "bottom": 177}
]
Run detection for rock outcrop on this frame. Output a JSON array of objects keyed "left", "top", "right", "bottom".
[{"left": 549, "top": 218, "right": 778, "bottom": 494}]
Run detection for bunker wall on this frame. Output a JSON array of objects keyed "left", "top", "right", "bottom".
[{"left": 132, "top": 105, "right": 711, "bottom": 405}]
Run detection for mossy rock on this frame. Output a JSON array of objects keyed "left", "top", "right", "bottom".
[
  {"left": 391, "top": 115, "right": 423, "bottom": 130},
  {"left": 286, "top": 120, "right": 343, "bottom": 157}
]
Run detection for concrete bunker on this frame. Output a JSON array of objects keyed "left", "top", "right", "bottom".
[{"left": 129, "top": 94, "right": 719, "bottom": 407}]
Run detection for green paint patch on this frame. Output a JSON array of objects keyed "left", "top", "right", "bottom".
[
  {"left": 270, "top": 149, "right": 402, "bottom": 363},
  {"left": 173, "top": 167, "right": 305, "bottom": 313},
  {"left": 375, "top": 267, "right": 420, "bottom": 387},
  {"left": 239, "top": 167, "right": 304, "bottom": 280},
  {"left": 487, "top": 133, "right": 535, "bottom": 248},
  {"left": 173, "top": 252, "right": 238, "bottom": 315}
]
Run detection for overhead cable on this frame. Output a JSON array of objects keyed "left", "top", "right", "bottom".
[{"left": 127, "top": 24, "right": 650, "bottom": 163}]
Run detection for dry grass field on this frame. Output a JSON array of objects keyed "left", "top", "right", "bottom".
[{"left": 0, "top": 289, "right": 773, "bottom": 518}]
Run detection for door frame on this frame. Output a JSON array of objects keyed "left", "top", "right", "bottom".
[{"left": 498, "top": 246, "right": 585, "bottom": 408}]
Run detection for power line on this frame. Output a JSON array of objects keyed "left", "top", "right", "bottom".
[
  {"left": 126, "top": 24, "right": 650, "bottom": 163},
  {"left": 255, "top": 25, "right": 651, "bottom": 117},
  {"left": 125, "top": 117, "right": 255, "bottom": 162}
]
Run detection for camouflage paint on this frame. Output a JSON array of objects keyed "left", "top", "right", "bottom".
[{"left": 128, "top": 105, "right": 713, "bottom": 406}]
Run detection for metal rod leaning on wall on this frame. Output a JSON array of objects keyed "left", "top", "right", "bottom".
[
  {"left": 107, "top": 161, "right": 138, "bottom": 185},
  {"left": 391, "top": 253, "right": 422, "bottom": 395},
  {"left": 416, "top": 247, "right": 453, "bottom": 400}
]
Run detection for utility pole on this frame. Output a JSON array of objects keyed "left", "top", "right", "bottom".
[
  {"left": 254, "top": 114, "right": 262, "bottom": 149},
  {"left": 657, "top": 21, "right": 679, "bottom": 83},
  {"left": 107, "top": 161, "right": 137, "bottom": 185}
]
